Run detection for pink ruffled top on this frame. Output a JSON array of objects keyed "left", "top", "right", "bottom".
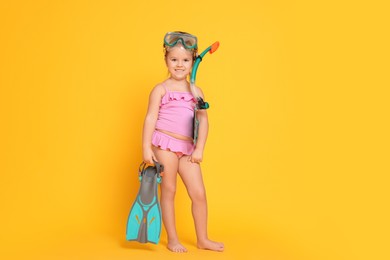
[{"left": 155, "top": 86, "right": 196, "bottom": 138}]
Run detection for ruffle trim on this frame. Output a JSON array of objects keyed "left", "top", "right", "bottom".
[
  {"left": 161, "top": 91, "right": 196, "bottom": 106},
  {"left": 152, "top": 131, "right": 194, "bottom": 155}
]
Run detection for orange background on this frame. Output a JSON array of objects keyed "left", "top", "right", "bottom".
[{"left": 1, "top": 1, "right": 389, "bottom": 259}]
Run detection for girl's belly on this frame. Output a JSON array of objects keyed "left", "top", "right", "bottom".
[{"left": 156, "top": 129, "right": 193, "bottom": 141}]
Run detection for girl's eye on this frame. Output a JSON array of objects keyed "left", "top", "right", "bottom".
[
  {"left": 184, "top": 59, "right": 190, "bottom": 62},
  {"left": 171, "top": 59, "right": 177, "bottom": 62}
]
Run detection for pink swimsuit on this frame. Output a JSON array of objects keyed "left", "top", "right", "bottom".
[{"left": 152, "top": 85, "right": 196, "bottom": 156}]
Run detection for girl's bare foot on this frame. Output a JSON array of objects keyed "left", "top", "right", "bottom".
[
  {"left": 197, "top": 239, "right": 224, "bottom": 252},
  {"left": 167, "top": 241, "right": 188, "bottom": 253}
]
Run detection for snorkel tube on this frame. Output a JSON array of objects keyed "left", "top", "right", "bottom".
[{"left": 190, "top": 41, "right": 220, "bottom": 109}]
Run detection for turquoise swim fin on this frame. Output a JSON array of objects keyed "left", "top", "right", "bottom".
[{"left": 126, "top": 162, "right": 163, "bottom": 244}]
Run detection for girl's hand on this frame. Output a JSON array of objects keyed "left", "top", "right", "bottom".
[
  {"left": 143, "top": 148, "right": 158, "bottom": 165},
  {"left": 189, "top": 148, "right": 203, "bottom": 164}
]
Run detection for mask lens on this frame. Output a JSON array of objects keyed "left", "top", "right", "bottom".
[
  {"left": 165, "top": 35, "right": 179, "bottom": 45},
  {"left": 182, "top": 36, "right": 196, "bottom": 47}
]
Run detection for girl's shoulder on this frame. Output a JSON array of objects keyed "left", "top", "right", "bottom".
[
  {"left": 193, "top": 85, "right": 203, "bottom": 92},
  {"left": 150, "top": 82, "right": 167, "bottom": 97},
  {"left": 193, "top": 85, "right": 205, "bottom": 98}
]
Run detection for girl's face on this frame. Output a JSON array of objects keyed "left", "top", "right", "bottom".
[{"left": 165, "top": 45, "right": 193, "bottom": 81}]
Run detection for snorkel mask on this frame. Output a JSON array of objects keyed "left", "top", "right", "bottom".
[{"left": 164, "top": 32, "right": 198, "bottom": 49}]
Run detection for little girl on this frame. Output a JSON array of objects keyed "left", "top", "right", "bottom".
[{"left": 142, "top": 31, "right": 224, "bottom": 253}]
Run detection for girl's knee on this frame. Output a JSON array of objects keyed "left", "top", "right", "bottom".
[
  {"left": 190, "top": 189, "right": 207, "bottom": 203},
  {"left": 162, "top": 184, "right": 177, "bottom": 198}
]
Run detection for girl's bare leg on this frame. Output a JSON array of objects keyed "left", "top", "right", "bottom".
[
  {"left": 152, "top": 146, "right": 187, "bottom": 253},
  {"left": 178, "top": 157, "right": 224, "bottom": 252}
]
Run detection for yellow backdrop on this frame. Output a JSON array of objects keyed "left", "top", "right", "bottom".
[{"left": 1, "top": 1, "right": 389, "bottom": 259}]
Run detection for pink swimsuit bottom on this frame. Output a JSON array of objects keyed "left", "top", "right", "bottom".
[{"left": 152, "top": 130, "right": 194, "bottom": 157}]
